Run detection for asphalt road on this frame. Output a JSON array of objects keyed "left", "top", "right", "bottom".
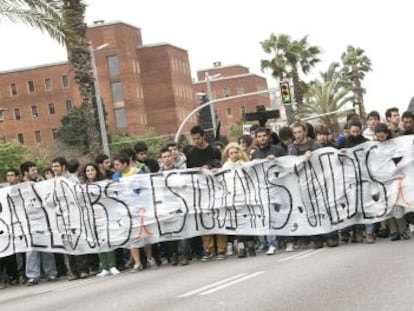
[{"left": 1, "top": 238, "right": 414, "bottom": 311}]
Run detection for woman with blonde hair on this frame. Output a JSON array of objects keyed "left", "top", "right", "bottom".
[
  {"left": 221, "top": 143, "right": 255, "bottom": 258},
  {"left": 221, "top": 142, "right": 249, "bottom": 168}
]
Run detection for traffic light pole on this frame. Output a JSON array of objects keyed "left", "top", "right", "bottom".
[
  {"left": 205, "top": 73, "right": 218, "bottom": 138},
  {"left": 174, "top": 88, "right": 276, "bottom": 143}
]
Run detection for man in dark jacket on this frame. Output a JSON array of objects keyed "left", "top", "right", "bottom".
[
  {"left": 251, "top": 127, "right": 285, "bottom": 255},
  {"left": 338, "top": 119, "right": 373, "bottom": 243}
]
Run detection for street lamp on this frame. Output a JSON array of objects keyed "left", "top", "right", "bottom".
[
  {"left": 89, "top": 42, "right": 110, "bottom": 156},
  {"left": 205, "top": 72, "right": 221, "bottom": 136}
]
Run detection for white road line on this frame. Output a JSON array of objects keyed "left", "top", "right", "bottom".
[
  {"left": 277, "top": 250, "right": 314, "bottom": 262},
  {"left": 176, "top": 273, "right": 247, "bottom": 298},
  {"left": 198, "top": 271, "right": 264, "bottom": 296},
  {"left": 33, "top": 276, "right": 116, "bottom": 295},
  {"left": 294, "top": 248, "right": 326, "bottom": 260}
]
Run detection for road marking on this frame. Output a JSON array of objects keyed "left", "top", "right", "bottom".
[
  {"left": 198, "top": 271, "right": 264, "bottom": 296},
  {"left": 177, "top": 273, "right": 247, "bottom": 298},
  {"left": 294, "top": 248, "right": 325, "bottom": 260},
  {"left": 277, "top": 250, "right": 314, "bottom": 262},
  {"left": 33, "top": 275, "right": 117, "bottom": 295}
]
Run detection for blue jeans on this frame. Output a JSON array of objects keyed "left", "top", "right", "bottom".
[
  {"left": 25, "top": 251, "right": 57, "bottom": 279},
  {"left": 365, "top": 223, "right": 375, "bottom": 234},
  {"left": 266, "top": 235, "right": 278, "bottom": 248}
]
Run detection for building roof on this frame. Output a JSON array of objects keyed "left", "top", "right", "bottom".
[
  {"left": 137, "top": 42, "right": 188, "bottom": 53},
  {"left": 198, "top": 64, "right": 249, "bottom": 72},
  {"left": 193, "top": 73, "right": 265, "bottom": 84},
  {"left": 0, "top": 61, "right": 69, "bottom": 75},
  {"left": 88, "top": 20, "right": 141, "bottom": 31}
]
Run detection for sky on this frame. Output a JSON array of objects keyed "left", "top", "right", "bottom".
[{"left": 0, "top": 0, "right": 412, "bottom": 117}]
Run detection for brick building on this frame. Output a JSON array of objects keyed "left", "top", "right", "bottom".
[
  {"left": 0, "top": 62, "right": 80, "bottom": 145},
  {"left": 192, "top": 63, "right": 271, "bottom": 136},
  {"left": 0, "top": 21, "right": 270, "bottom": 148},
  {"left": 0, "top": 21, "right": 197, "bottom": 147}
]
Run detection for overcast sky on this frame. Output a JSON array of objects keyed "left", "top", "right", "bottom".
[{"left": 0, "top": 0, "right": 412, "bottom": 117}]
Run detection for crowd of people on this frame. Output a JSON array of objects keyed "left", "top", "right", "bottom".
[{"left": 0, "top": 106, "right": 413, "bottom": 290}]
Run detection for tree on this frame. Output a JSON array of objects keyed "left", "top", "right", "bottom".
[
  {"left": 341, "top": 45, "right": 372, "bottom": 118},
  {"left": 62, "top": 0, "right": 102, "bottom": 157},
  {"left": 0, "top": 141, "right": 28, "bottom": 182},
  {"left": 111, "top": 129, "right": 169, "bottom": 160},
  {"left": 260, "top": 33, "right": 321, "bottom": 119},
  {"left": 0, "top": 0, "right": 66, "bottom": 43},
  {"left": 56, "top": 106, "right": 89, "bottom": 153},
  {"left": 303, "top": 63, "right": 353, "bottom": 134},
  {"left": 227, "top": 122, "right": 244, "bottom": 142}
]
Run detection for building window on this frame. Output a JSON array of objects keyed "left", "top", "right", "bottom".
[
  {"left": 136, "top": 60, "right": 141, "bottom": 74},
  {"left": 17, "top": 133, "right": 24, "bottom": 144},
  {"left": 114, "top": 108, "right": 127, "bottom": 128},
  {"left": 44, "top": 78, "right": 52, "bottom": 90},
  {"left": 10, "top": 83, "right": 18, "bottom": 96},
  {"left": 107, "top": 55, "right": 120, "bottom": 77},
  {"left": 226, "top": 107, "right": 232, "bottom": 117},
  {"left": 27, "top": 80, "right": 35, "bottom": 93},
  {"left": 240, "top": 105, "right": 246, "bottom": 116},
  {"left": 14, "top": 108, "right": 21, "bottom": 120},
  {"left": 223, "top": 87, "right": 230, "bottom": 97},
  {"left": 211, "top": 90, "right": 216, "bottom": 100},
  {"left": 34, "top": 130, "right": 41, "bottom": 143},
  {"left": 31, "top": 105, "right": 38, "bottom": 118},
  {"left": 61, "top": 75, "right": 70, "bottom": 88},
  {"left": 111, "top": 82, "right": 123, "bottom": 102},
  {"left": 48, "top": 103, "right": 56, "bottom": 114},
  {"left": 51, "top": 128, "right": 58, "bottom": 140},
  {"left": 0, "top": 110, "right": 4, "bottom": 122},
  {"left": 65, "top": 100, "right": 73, "bottom": 113},
  {"left": 237, "top": 87, "right": 244, "bottom": 95}
]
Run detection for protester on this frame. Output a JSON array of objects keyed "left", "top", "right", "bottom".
[
  {"left": 186, "top": 125, "right": 224, "bottom": 261},
  {"left": 251, "top": 126, "right": 285, "bottom": 255},
  {"left": 83, "top": 163, "right": 120, "bottom": 277},
  {"left": 221, "top": 143, "right": 253, "bottom": 258},
  {"left": 95, "top": 153, "right": 113, "bottom": 179},
  {"left": 363, "top": 111, "right": 380, "bottom": 140},
  {"left": 374, "top": 123, "right": 410, "bottom": 241},
  {"left": 21, "top": 161, "right": 58, "bottom": 286},
  {"left": 338, "top": 119, "right": 374, "bottom": 243},
  {"left": 166, "top": 142, "right": 187, "bottom": 169},
  {"left": 112, "top": 153, "right": 157, "bottom": 271},
  {"left": 385, "top": 107, "right": 401, "bottom": 137}
]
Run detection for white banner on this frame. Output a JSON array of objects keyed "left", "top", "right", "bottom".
[{"left": 1, "top": 135, "right": 414, "bottom": 257}]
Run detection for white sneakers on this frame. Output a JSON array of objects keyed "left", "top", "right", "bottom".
[
  {"left": 97, "top": 269, "right": 110, "bottom": 277},
  {"left": 147, "top": 257, "right": 157, "bottom": 268},
  {"left": 226, "top": 242, "right": 234, "bottom": 256},
  {"left": 110, "top": 267, "right": 120, "bottom": 275},
  {"left": 266, "top": 245, "right": 276, "bottom": 255},
  {"left": 286, "top": 242, "right": 294, "bottom": 252},
  {"left": 97, "top": 267, "right": 120, "bottom": 277}
]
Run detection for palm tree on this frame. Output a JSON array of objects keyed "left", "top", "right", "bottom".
[
  {"left": 1, "top": 1, "right": 100, "bottom": 156},
  {"left": 341, "top": 45, "right": 372, "bottom": 119},
  {"left": 260, "top": 34, "right": 295, "bottom": 123},
  {"left": 260, "top": 33, "right": 321, "bottom": 119},
  {"left": 63, "top": 0, "right": 101, "bottom": 157},
  {"left": 0, "top": 0, "right": 66, "bottom": 43},
  {"left": 289, "top": 35, "right": 321, "bottom": 109},
  {"left": 303, "top": 63, "right": 353, "bottom": 134}
]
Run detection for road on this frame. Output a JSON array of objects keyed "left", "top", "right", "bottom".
[{"left": 1, "top": 238, "right": 414, "bottom": 311}]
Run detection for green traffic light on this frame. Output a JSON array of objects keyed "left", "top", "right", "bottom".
[{"left": 282, "top": 97, "right": 291, "bottom": 104}]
